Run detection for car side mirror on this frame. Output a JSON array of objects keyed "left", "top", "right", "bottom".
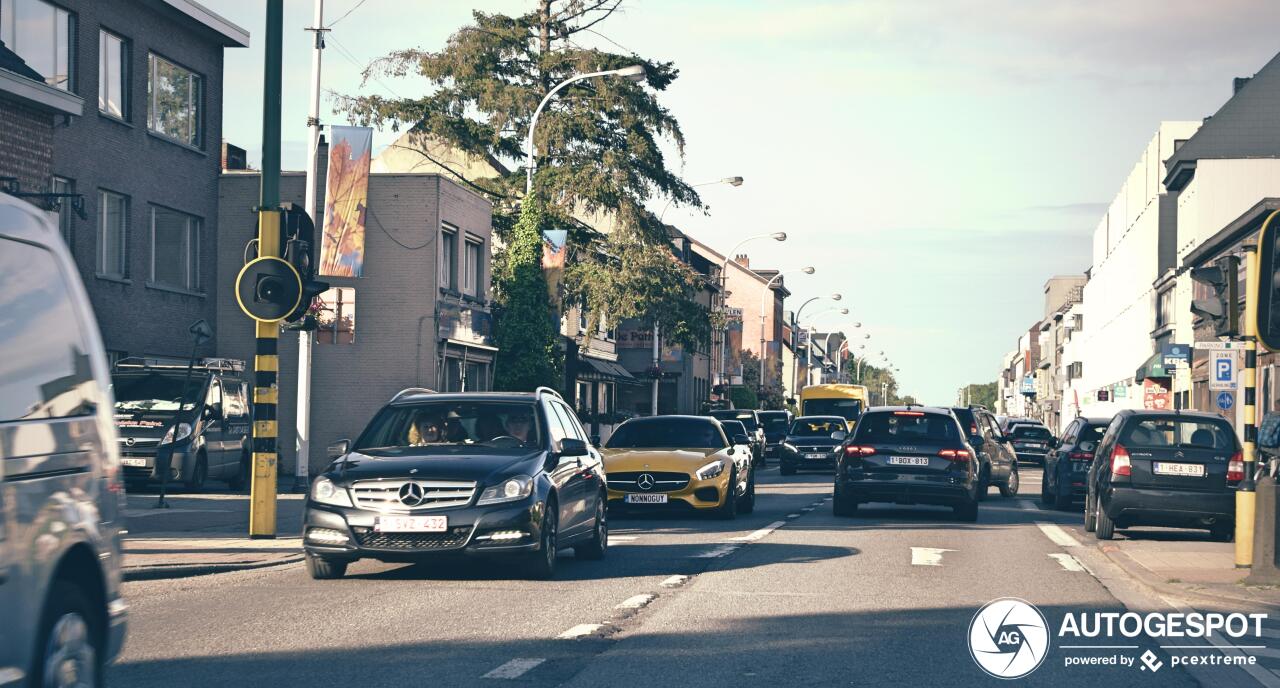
[
  {"left": 327, "top": 439, "right": 351, "bottom": 459},
  {"left": 832, "top": 431, "right": 847, "bottom": 441},
  {"left": 558, "top": 438, "right": 589, "bottom": 458},
  {"left": 1002, "top": 434, "right": 1013, "bottom": 443},
  {"left": 733, "top": 434, "right": 749, "bottom": 445},
  {"left": 970, "top": 435, "right": 985, "bottom": 448}
]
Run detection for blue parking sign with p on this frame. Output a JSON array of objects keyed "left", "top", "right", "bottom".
[{"left": 1215, "top": 357, "right": 1233, "bottom": 383}]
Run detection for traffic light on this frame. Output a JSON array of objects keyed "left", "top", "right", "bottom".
[
  {"left": 281, "top": 203, "right": 329, "bottom": 325},
  {"left": 1190, "top": 255, "right": 1240, "bottom": 338},
  {"left": 1256, "top": 210, "right": 1280, "bottom": 350}
]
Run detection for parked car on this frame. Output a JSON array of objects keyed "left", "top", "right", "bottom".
[
  {"left": 833, "top": 406, "right": 981, "bottom": 521},
  {"left": 1007, "top": 423, "right": 1055, "bottom": 464},
  {"left": 0, "top": 193, "right": 128, "bottom": 686},
  {"left": 952, "top": 406, "right": 1019, "bottom": 498},
  {"left": 758, "top": 409, "right": 792, "bottom": 461},
  {"left": 779, "top": 415, "right": 848, "bottom": 475},
  {"left": 304, "top": 388, "right": 608, "bottom": 580},
  {"left": 112, "top": 358, "right": 252, "bottom": 490},
  {"left": 719, "top": 419, "right": 757, "bottom": 460},
  {"left": 1041, "top": 416, "right": 1110, "bottom": 509},
  {"left": 708, "top": 409, "right": 765, "bottom": 466},
  {"left": 1085, "top": 410, "right": 1241, "bottom": 541},
  {"left": 604, "top": 415, "right": 755, "bottom": 518}
]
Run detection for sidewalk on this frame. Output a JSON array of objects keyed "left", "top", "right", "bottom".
[
  {"left": 121, "top": 489, "right": 307, "bottom": 581},
  {"left": 1098, "top": 536, "right": 1280, "bottom": 611}
]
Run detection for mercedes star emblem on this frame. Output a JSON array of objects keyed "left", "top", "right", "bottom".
[
  {"left": 125, "top": 437, "right": 136, "bottom": 447},
  {"left": 398, "top": 482, "right": 426, "bottom": 506},
  {"left": 636, "top": 473, "right": 656, "bottom": 491}
]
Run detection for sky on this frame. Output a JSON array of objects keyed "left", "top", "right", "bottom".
[{"left": 205, "top": 0, "right": 1280, "bottom": 403}]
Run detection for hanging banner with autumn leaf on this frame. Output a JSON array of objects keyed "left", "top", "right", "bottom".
[
  {"left": 541, "top": 229, "right": 568, "bottom": 302},
  {"left": 319, "top": 125, "right": 372, "bottom": 277}
]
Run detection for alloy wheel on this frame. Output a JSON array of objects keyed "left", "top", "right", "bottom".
[{"left": 43, "top": 612, "right": 95, "bottom": 688}]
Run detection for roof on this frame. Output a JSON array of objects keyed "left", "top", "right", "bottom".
[
  {"left": 159, "top": 0, "right": 250, "bottom": 47},
  {"left": 390, "top": 391, "right": 538, "bottom": 406},
  {"left": 1164, "top": 51, "right": 1280, "bottom": 190},
  {"left": 0, "top": 41, "right": 82, "bottom": 115},
  {"left": 0, "top": 41, "right": 41, "bottom": 81}
]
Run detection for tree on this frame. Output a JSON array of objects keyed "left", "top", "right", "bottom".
[
  {"left": 492, "top": 196, "right": 561, "bottom": 391},
  {"left": 961, "top": 382, "right": 998, "bottom": 408},
  {"left": 741, "top": 350, "right": 784, "bottom": 410}
]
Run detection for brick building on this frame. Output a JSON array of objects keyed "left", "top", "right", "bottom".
[{"left": 0, "top": 40, "right": 81, "bottom": 197}]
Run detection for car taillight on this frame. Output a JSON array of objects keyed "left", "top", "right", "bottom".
[
  {"left": 939, "top": 448, "right": 971, "bottom": 462},
  {"left": 970, "top": 424, "right": 979, "bottom": 435},
  {"left": 893, "top": 411, "right": 925, "bottom": 416},
  {"left": 1110, "top": 444, "right": 1131, "bottom": 477},
  {"left": 844, "top": 445, "right": 876, "bottom": 457},
  {"left": 1068, "top": 452, "right": 1094, "bottom": 460},
  {"left": 1228, "top": 451, "right": 1244, "bottom": 483}
]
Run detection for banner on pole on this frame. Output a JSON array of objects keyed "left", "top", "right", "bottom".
[{"left": 319, "top": 125, "right": 372, "bottom": 278}]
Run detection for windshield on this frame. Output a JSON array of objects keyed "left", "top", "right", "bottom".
[
  {"left": 1011, "top": 425, "right": 1052, "bottom": 440},
  {"left": 804, "top": 398, "right": 863, "bottom": 422},
  {"left": 710, "top": 410, "right": 758, "bottom": 431},
  {"left": 759, "top": 412, "right": 789, "bottom": 432},
  {"left": 720, "top": 420, "right": 748, "bottom": 440},
  {"left": 1121, "top": 417, "right": 1237, "bottom": 450},
  {"left": 1079, "top": 425, "right": 1107, "bottom": 444},
  {"left": 112, "top": 373, "right": 203, "bottom": 415},
  {"left": 854, "top": 412, "right": 959, "bottom": 444},
  {"left": 607, "top": 417, "right": 727, "bottom": 449},
  {"left": 355, "top": 401, "right": 542, "bottom": 451},
  {"left": 789, "top": 417, "right": 847, "bottom": 436}
]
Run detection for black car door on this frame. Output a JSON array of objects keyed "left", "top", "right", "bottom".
[
  {"left": 545, "top": 401, "right": 592, "bottom": 536},
  {"left": 1048, "top": 420, "right": 1076, "bottom": 487}
]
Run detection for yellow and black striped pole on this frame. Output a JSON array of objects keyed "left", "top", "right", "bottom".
[{"left": 1238, "top": 244, "right": 1260, "bottom": 567}]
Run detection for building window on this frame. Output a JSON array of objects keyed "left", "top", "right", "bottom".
[
  {"left": 150, "top": 206, "right": 200, "bottom": 291},
  {"left": 99, "top": 30, "right": 128, "bottom": 118},
  {"left": 51, "top": 176, "right": 73, "bottom": 246},
  {"left": 463, "top": 236, "right": 484, "bottom": 296},
  {"left": 148, "top": 53, "right": 202, "bottom": 147},
  {"left": 0, "top": 0, "right": 74, "bottom": 91},
  {"left": 1156, "top": 288, "right": 1173, "bottom": 329},
  {"left": 316, "top": 287, "right": 356, "bottom": 344},
  {"left": 98, "top": 190, "right": 128, "bottom": 278},
  {"left": 439, "top": 225, "right": 457, "bottom": 290}
]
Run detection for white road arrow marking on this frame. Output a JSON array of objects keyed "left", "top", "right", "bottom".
[
  {"left": 910, "top": 547, "right": 954, "bottom": 566},
  {"left": 483, "top": 658, "right": 546, "bottom": 679}
]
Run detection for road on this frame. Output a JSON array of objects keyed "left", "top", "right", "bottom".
[{"left": 109, "top": 465, "right": 1268, "bottom": 687}]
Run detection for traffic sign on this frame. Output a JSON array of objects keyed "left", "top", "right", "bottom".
[
  {"left": 1210, "top": 350, "right": 1237, "bottom": 390},
  {"left": 1193, "top": 341, "right": 1247, "bottom": 350},
  {"left": 1217, "top": 391, "right": 1235, "bottom": 411}
]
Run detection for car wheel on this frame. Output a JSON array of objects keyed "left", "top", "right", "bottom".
[
  {"left": 227, "top": 449, "right": 249, "bottom": 491},
  {"left": 574, "top": 496, "right": 608, "bottom": 560},
  {"left": 738, "top": 468, "right": 756, "bottom": 514},
  {"left": 780, "top": 462, "right": 797, "bottom": 476},
  {"left": 715, "top": 469, "right": 739, "bottom": 520},
  {"left": 999, "top": 466, "right": 1020, "bottom": 498},
  {"left": 954, "top": 495, "right": 979, "bottom": 522},
  {"left": 833, "top": 486, "right": 858, "bottom": 517},
  {"left": 1094, "top": 498, "right": 1115, "bottom": 540},
  {"left": 1053, "top": 477, "right": 1072, "bottom": 510},
  {"left": 975, "top": 465, "right": 990, "bottom": 502},
  {"left": 524, "top": 504, "right": 559, "bottom": 579},
  {"left": 1210, "top": 523, "right": 1235, "bottom": 543},
  {"left": 1039, "top": 470, "right": 1052, "bottom": 504},
  {"left": 1084, "top": 489, "right": 1097, "bottom": 532},
  {"left": 184, "top": 452, "right": 208, "bottom": 491},
  {"left": 33, "top": 580, "right": 102, "bottom": 688},
  {"left": 305, "top": 553, "right": 348, "bottom": 580}
]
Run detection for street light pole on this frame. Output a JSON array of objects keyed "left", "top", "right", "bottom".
[
  {"left": 759, "top": 267, "right": 815, "bottom": 400},
  {"left": 792, "top": 293, "right": 841, "bottom": 395},
  {"left": 659, "top": 177, "right": 743, "bottom": 222},
  {"left": 799, "top": 306, "right": 848, "bottom": 387},
  {"left": 717, "top": 232, "right": 787, "bottom": 387}
]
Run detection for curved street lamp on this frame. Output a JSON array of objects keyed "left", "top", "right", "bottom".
[
  {"left": 716, "top": 232, "right": 787, "bottom": 385},
  {"left": 659, "top": 176, "right": 744, "bottom": 222},
  {"left": 801, "top": 307, "right": 848, "bottom": 387},
  {"left": 526, "top": 65, "right": 646, "bottom": 194},
  {"left": 759, "top": 267, "right": 815, "bottom": 394}
]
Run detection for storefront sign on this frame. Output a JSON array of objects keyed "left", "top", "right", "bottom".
[{"left": 1143, "top": 378, "right": 1171, "bottom": 410}]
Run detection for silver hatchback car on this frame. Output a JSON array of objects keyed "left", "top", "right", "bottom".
[{"left": 0, "top": 193, "right": 128, "bottom": 686}]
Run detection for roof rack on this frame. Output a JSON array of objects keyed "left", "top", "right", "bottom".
[
  {"left": 535, "top": 386, "right": 563, "bottom": 400},
  {"left": 113, "top": 356, "right": 245, "bottom": 373},
  {"left": 390, "top": 387, "right": 437, "bottom": 403}
]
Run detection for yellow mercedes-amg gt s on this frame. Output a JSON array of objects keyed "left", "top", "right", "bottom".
[{"left": 601, "top": 415, "right": 755, "bottom": 518}]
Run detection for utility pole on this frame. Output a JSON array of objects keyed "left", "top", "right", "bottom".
[
  {"left": 1238, "top": 242, "right": 1260, "bottom": 567},
  {"left": 294, "top": 0, "right": 326, "bottom": 493},
  {"left": 250, "top": 0, "right": 284, "bottom": 538},
  {"left": 650, "top": 323, "right": 660, "bottom": 415}
]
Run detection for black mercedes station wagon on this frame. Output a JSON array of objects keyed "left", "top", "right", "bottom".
[{"left": 303, "top": 388, "right": 608, "bottom": 580}]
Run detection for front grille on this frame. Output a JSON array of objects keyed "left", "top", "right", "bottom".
[
  {"left": 352, "top": 525, "right": 473, "bottom": 550},
  {"left": 351, "top": 479, "right": 477, "bottom": 511},
  {"left": 607, "top": 471, "right": 690, "bottom": 493},
  {"left": 796, "top": 445, "right": 837, "bottom": 454}
]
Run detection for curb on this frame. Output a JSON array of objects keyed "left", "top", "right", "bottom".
[
  {"left": 123, "top": 554, "right": 304, "bottom": 582},
  {"left": 1097, "top": 544, "right": 1280, "bottom": 613}
]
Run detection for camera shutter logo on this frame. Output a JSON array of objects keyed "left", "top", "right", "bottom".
[{"left": 968, "top": 598, "right": 1050, "bottom": 679}]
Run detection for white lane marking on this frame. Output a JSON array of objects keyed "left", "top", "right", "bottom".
[
  {"left": 910, "top": 547, "right": 954, "bottom": 566},
  {"left": 483, "top": 658, "right": 546, "bottom": 679},
  {"left": 608, "top": 535, "right": 638, "bottom": 543},
  {"left": 786, "top": 513, "right": 801, "bottom": 519},
  {"left": 693, "top": 544, "right": 740, "bottom": 558},
  {"left": 660, "top": 575, "right": 688, "bottom": 588},
  {"left": 731, "top": 521, "right": 786, "bottom": 542},
  {"left": 1037, "top": 522, "right": 1082, "bottom": 548},
  {"left": 1049, "top": 553, "right": 1091, "bottom": 573},
  {"left": 556, "top": 624, "right": 604, "bottom": 640},
  {"left": 1017, "top": 500, "right": 1038, "bottom": 511},
  {"left": 616, "top": 594, "right": 655, "bottom": 610}
]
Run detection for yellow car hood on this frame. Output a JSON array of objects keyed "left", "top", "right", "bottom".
[{"left": 602, "top": 448, "right": 725, "bottom": 472}]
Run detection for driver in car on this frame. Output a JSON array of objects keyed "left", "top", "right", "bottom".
[{"left": 504, "top": 410, "right": 535, "bottom": 444}]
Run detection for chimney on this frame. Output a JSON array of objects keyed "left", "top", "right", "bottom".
[
  {"left": 221, "top": 140, "right": 247, "bottom": 170},
  {"left": 734, "top": 254, "right": 750, "bottom": 268},
  {"left": 1234, "top": 76, "right": 1252, "bottom": 95}
]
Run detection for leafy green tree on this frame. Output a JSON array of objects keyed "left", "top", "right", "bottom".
[
  {"left": 492, "top": 196, "right": 561, "bottom": 391},
  {"left": 961, "top": 382, "right": 998, "bottom": 408},
  {"left": 740, "top": 350, "right": 784, "bottom": 410}
]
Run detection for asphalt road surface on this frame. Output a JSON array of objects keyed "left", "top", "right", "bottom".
[{"left": 109, "top": 465, "right": 1266, "bottom": 687}]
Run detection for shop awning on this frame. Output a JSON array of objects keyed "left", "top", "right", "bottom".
[
  {"left": 1135, "top": 352, "right": 1172, "bottom": 382},
  {"left": 579, "top": 357, "right": 643, "bottom": 386}
]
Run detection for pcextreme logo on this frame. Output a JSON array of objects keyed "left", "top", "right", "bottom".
[{"left": 968, "top": 598, "right": 1051, "bottom": 679}]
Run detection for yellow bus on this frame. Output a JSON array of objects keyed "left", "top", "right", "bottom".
[{"left": 798, "top": 384, "right": 869, "bottom": 430}]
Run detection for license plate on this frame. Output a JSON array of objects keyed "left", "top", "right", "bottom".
[
  {"left": 120, "top": 457, "right": 147, "bottom": 467},
  {"left": 625, "top": 494, "right": 668, "bottom": 504},
  {"left": 888, "top": 456, "right": 929, "bottom": 466},
  {"left": 1153, "top": 462, "right": 1205, "bottom": 477},
  {"left": 1025, "top": 443, "right": 1044, "bottom": 449},
  {"left": 805, "top": 453, "right": 828, "bottom": 459},
  {"left": 374, "top": 515, "right": 448, "bottom": 533}
]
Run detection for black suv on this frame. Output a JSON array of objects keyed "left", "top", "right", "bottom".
[
  {"left": 952, "top": 406, "right": 1018, "bottom": 499},
  {"left": 1041, "top": 416, "right": 1110, "bottom": 509},
  {"left": 779, "top": 415, "right": 848, "bottom": 474},
  {"left": 758, "top": 410, "right": 792, "bottom": 461},
  {"left": 833, "top": 406, "right": 981, "bottom": 521},
  {"left": 112, "top": 358, "right": 253, "bottom": 490},
  {"left": 708, "top": 409, "right": 765, "bottom": 466},
  {"left": 1085, "top": 410, "right": 1241, "bottom": 541},
  {"left": 1007, "top": 423, "right": 1054, "bottom": 464},
  {"left": 303, "top": 388, "right": 608, "bottom": 580}
]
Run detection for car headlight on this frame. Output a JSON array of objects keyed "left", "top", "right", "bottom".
[
  {"left": 310, "top": 477, "right": 353, "bottom": 507},
  {"left": 477, "top": 475, "right": 534, "bottom": 505},
  {"left": 782, "top": 442, "right": 797, "bottom": 452},
  {"left": 696, "top": 460, "right": 725, "bottom": 481},
  {"left": 159, "top": 422, "right": 193, "bottom": 445}
]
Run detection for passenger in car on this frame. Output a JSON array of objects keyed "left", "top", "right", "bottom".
[{"left": 407, "top": 411, "right": 443, "bottom": 445}]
